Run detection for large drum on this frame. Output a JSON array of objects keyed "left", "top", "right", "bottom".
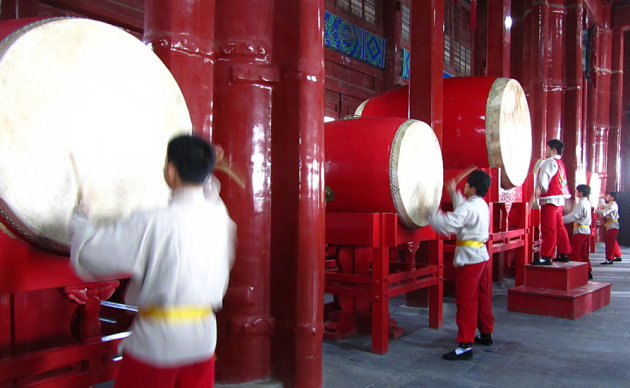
[
  {"left": 0, "top": 18, "right": 192, "bottom": 254},
  {"left": 355, "top": 77, "right": 532, "bottom": 189},
  {"left": 325, "top": 117, "right": 443, "bottom": 229}
]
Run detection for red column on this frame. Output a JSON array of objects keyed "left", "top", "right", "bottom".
[
  {"left": 623, "top": 31, "right": 630, "bottom": 191},
  {"left": 144, "top": 0, "right": 215, "bottom": 139},
  {"left": 608, "top": 30, "right": 623, "bottom": 192},
  {"left": 589, "top": 26, "right": 613, "bottom": 190},
  {"left": 514, "top": 0, "right": 550, "bottom": 159},
  {"left": 545, "top": 5, "right": 565, "bottom": 142},
  {"left": 409, "top": 0, "right": 444, "bottom": 142},
  {"left": 212, "top": 0, "right": 275, "bottom": 383},
  {"left": 486, "top": 0, "right": 511, "bottom": 77},
  {"left": 269, "top": 1, "right": 325, "bottom": 386},
  {"left": 563, "top": 0, "right": 584, "bottom": 192}
]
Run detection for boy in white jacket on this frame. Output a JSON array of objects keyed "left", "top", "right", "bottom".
[
  {"left": 596, "top": 192, "right": 622, "bottom": 265},
  {"left": 563, "top": 184, "right": 592, "bottom": 278},
  {"left": 428, "top": 170, "right": 494, "bottom": 361},
  {"left": 71, "top": 135, "right": 236, "bottom": 388}
]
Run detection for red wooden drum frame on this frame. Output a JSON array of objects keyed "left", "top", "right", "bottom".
[
  {"left": 325, "top": 116, "right": 443, "bottom": 229},
  {"left": 0, "top": 17, "right": 192, "bottom": 254},
  {"left": 356, "top": 77, "right": 532, "bottom": 189}
]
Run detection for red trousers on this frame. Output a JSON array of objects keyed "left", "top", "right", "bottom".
[
  {"left": 540, "top": 204, "right": 571, "bottom": 258},
  {"left": 570, "top": 233, "right": 591, "bottom": 271},
  {"left": 605, "top": 228, "right": 622, "bottom": 260},
  {"left": 113, "top": 353, "right": 214, "bottom": 388},
  {"left": 455, "top": 260, "right": 494, "bottom": 343}
]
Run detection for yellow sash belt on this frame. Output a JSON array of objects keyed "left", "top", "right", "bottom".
[
  {"left": 139, "top": 306, "right": 212, "bottom": 323},
  {"left": 604, "top": 219, "right": 618, "bottom": 227},
  {"left": 456, "top": 240, "right": 484, "bottom": 248},
  {"left": 574, "top": 223, "right": 590, "bottom": 228}
]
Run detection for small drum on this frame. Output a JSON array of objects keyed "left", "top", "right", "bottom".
[
  {"left": 325, "top": 117, "right": 443, "bottom": 229},
  {"left": 0, "top": 18, "right": 192, "bottom": 253},
  {"left": 356, "top": 77, "right": 532, "bottom": 189}
]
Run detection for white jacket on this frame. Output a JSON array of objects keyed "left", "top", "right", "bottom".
[{"left": 71, "top": 182, "right": 236, "bottom": 367}]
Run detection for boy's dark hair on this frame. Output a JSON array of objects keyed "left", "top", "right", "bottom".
[
  {"left": 467, "top": 170, "right": 491, "bottom": 197},
  {"left": 576, "top": 184, "right": 591, "bottom": 198},
  {"left": 167, "top": 135, "right": 215, "bottom": 184},
  {"left": 609, "top": 192, "right": 618, "bottom": 200},
  {"left": 547, "top": 139, "right": 564, "bottom": 155}
]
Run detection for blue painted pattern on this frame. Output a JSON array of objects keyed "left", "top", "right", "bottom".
[
  {"left": 401, "top": 48, "right": 410, "bottom": 80},
  {"left": 324, "top": 11, "right": 385, "bottom": 69},
  {"left": 400, "top": 47, "right": 452, "bottom": 79}
]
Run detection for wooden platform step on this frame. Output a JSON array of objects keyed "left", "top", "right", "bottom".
[
  {"left": 507, "top": 281, "right": 612, "bottom": 319},
  {"left": 524, "top": 262, "right": 588, "bottom": 290}
]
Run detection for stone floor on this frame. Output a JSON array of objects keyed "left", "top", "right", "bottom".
[{"left": 98, "top": 243, "right": 630, "bottom": 387}]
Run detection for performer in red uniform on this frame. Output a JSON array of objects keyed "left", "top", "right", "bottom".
[
  {"left": 428, "top": 170, "right": 494, "bottom": 361},
  {"left": 596, "top": 192, "right": 622, "bottom": 265},
  {"left": 534, "top": 139, "right": 572, "bottom": 265},
  {"left": 563, "top": 184, "right": 592, "bottom": 278},
  {"left": 71, "top": 136, "right": 236, "bottom": 388}
]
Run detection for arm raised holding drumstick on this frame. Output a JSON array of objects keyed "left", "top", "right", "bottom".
[
  {"left": 445, "top": 165, "right": 478, "bottom": 207},
  {"left": 68, "top": 135, "right": 236, "bottom": 385},
  {"left": 425, "top": 169, "right": 494, "bottom": 361}
]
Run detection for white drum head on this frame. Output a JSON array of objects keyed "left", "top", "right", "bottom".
[
  {"left": 486, "top": 78, "right": 532, "bottom": 188},
  {"left": 0, "top": 18, "right": 192, "bottom": 252},
  {"left": 390, "top": 120, "right": 443, "bottom": 228}
]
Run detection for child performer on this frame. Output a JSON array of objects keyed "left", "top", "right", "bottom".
[
  {"left": 70, "top": 135, "right": 236, "bottom": 388},
  {"left": 428, "top": 170, "right": 494, "bottom": 361},
  {"left": 534, "top": 139, "right": 572, "bottom": 265},
  {"left": 562, "top": 184, "right": 592, "bottom": 279},
  {"left": 596, "top": 192, "right": 622, "bottom": 265}
]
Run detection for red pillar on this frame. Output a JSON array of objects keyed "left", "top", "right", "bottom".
[
  {"left": 486, "top": 0, "right": 511, "bottom": 78},
  {"left": 515, "top": 0, "right": 551, "bottom": 159},
  {"left": 563, "top": 0, "right": 585, "bottom": 192},
  {"left": 269, "top": 1, "right": 325, "bottom": 386},
  {"left": 589, "top": 26, "right": 613, "bottom": 190},
  {"left": 608, "top": 30, "right": 624, "bottom": 192},
  {"left": 409, "top": 0, "right": 444, "bottom": 142},
  {"left": 211, "top": 0, "right": 275, "bottom": 382},
  {"left": 545, "top": 4, "right": 565, "bottom": 143},
  {"left": 144, "top": 0, "right": 215, "bottom": 139},
  {"left": 623, "top": 31, "right": 630, "bottom": 191}
]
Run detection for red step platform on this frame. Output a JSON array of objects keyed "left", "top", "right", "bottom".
[{"left": 508, "top": 262, "right": 611, "bottom": 319}]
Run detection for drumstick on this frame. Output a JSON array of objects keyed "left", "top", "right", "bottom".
[
  {"left": 453, "top": 165, "right": 478, "bottom": 185},
  {"left": 215, "top": 162, "right": 246, "bottom": 189}
]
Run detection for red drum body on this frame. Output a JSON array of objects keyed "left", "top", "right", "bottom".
[
  {"left": 356, "top": 77, "right": 532, "bottom": 189},
  {"left": 0, "top": 18, "right": 192, "bottom": 253},
  {"left": 325, "top": 117, "right": 443, "bottom": 229}
]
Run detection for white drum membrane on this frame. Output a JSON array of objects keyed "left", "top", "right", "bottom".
[{"left": 0, "top": 18, "right": 192, "bottom": 251}]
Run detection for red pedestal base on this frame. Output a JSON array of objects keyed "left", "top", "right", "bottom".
[
  {"left": 324, "top": 212, "right": 443, "bottom": 354},
  {"left": 508, "top": 262, "right": 611, "bottom": 319}
]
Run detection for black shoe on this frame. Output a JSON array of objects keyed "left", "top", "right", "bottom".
[
  {"left": 601, "top": 260, "right": 614, "bottom": 265},
  {"left": 532, "top": 257, "right": 549, "bottom": 265},
  {"left": 474, "top": 333, "right": 493, "bottom": 346},
  {"left": 588, "top": 271, "right": 593, "bottom": 280},
  {"left": 442, "top": 348, "right": 473, "bottom": 361},
  {"left": 532, "top": 256, "right": 553, "bottom": 266},
  {"left": 554, "top": 254, "right": 570, "bottom": 263},
  {"left": 614, "top": 257, "right": 622, "bottom": 262}
]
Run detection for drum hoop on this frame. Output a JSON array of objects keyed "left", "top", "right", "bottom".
[
  {"left": 0, "top": 17, "right": 72, "bottom": 58},
  {"left": 0, "top": 198, "right": 68, "bottom": 255}
]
